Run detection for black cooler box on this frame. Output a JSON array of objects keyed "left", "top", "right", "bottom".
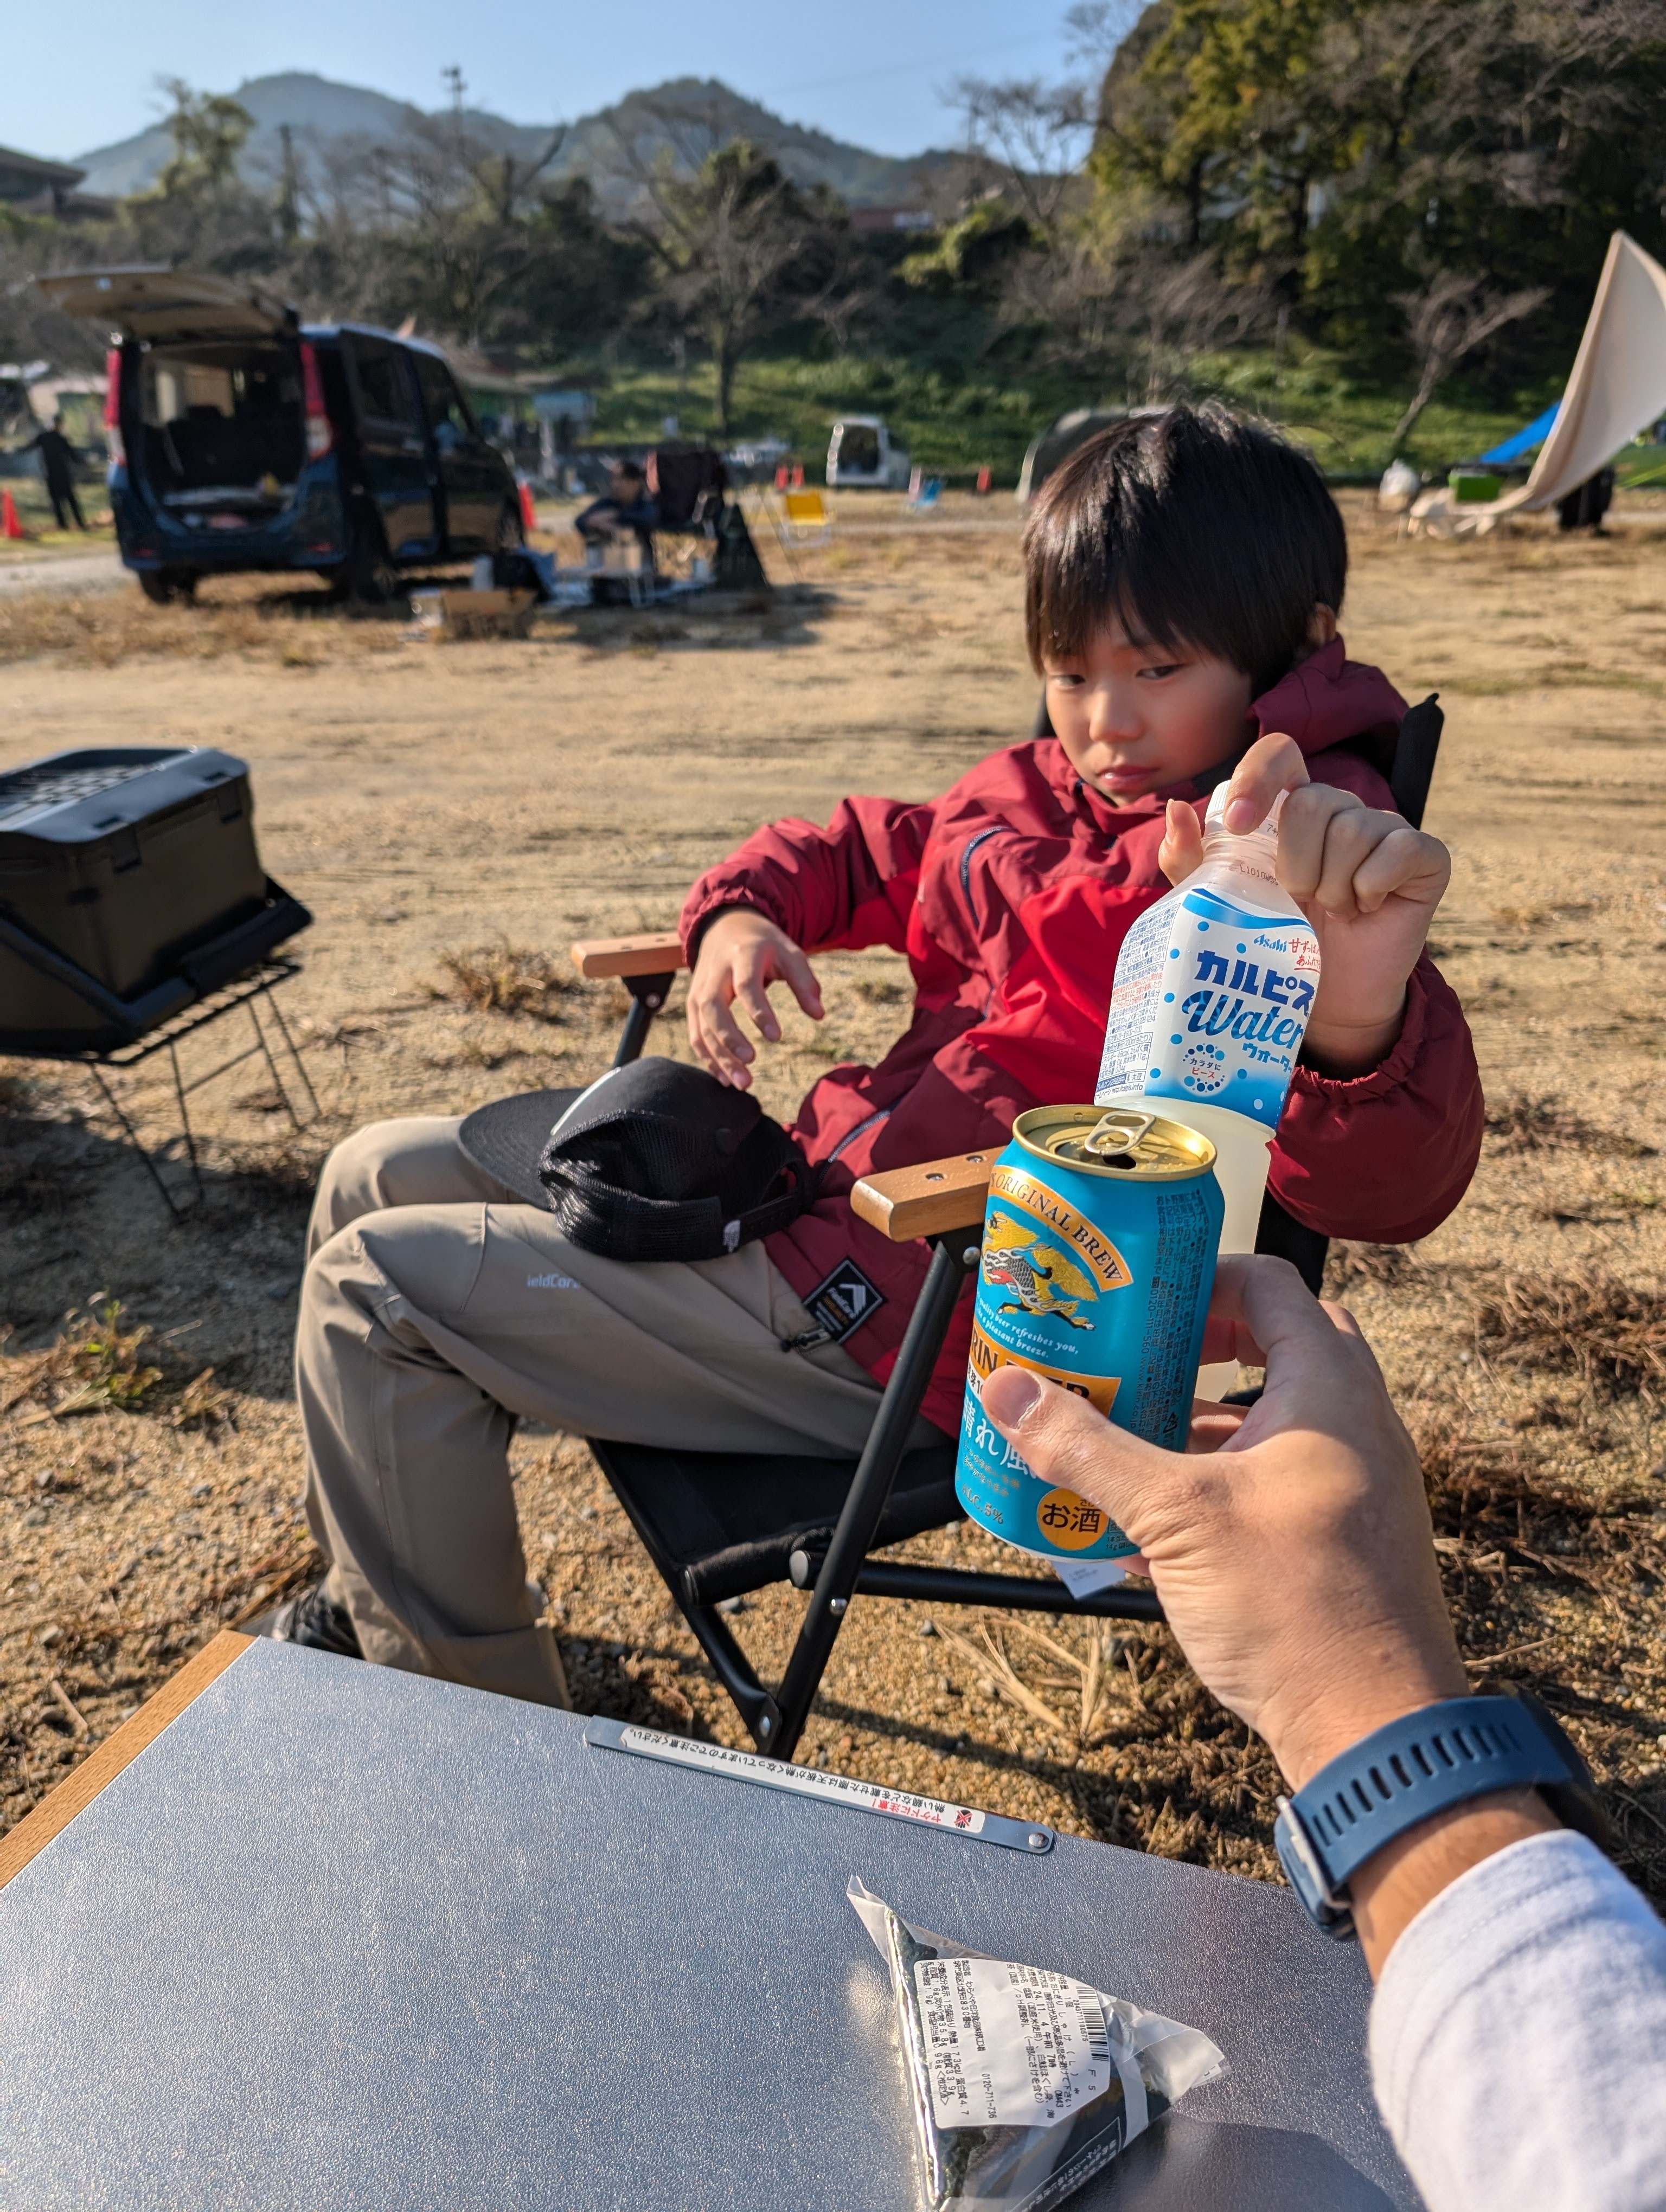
[{"left": 0, "top": 747, "right": 311, "bottom": 1054}]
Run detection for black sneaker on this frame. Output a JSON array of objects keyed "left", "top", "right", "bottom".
[{"left": 270, "top": 1577, "right": 363, "bottom": 1659}]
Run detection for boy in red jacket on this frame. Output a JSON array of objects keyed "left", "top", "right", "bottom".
[{"left": 287, "top": 407, "right": 1481, "bottom": 1703}]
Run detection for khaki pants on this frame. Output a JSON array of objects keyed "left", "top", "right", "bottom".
[{"left": 296, "top": 1117, "right": 923, "bottom": 1706}]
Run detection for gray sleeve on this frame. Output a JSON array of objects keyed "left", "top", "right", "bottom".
[{"left": 1370, "top": 1830, "right": 1666, "bottom": 2212}]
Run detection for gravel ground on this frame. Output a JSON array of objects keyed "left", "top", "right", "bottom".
[{"left": 3, "top": 493, "right": 1664, "bottom": 1904}]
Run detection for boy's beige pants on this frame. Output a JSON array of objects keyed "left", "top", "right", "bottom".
[{"left": 297, "top": 1117, "right": 924, "bottom": 1709}]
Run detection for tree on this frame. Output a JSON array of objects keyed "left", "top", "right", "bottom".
[
  {"left": 636, "top": 140, "right": 839, "bottom": 434},
  {"left": 149, "top": 79, "right": 255, "bottom": 203},
  {"left": 1390, "top": 271, "right": 1550, "bottom": 441},
  {"left": 1094, "top": 0, "right": 1353, "bottom": 273},
  {"left": 949, "top": 75, "right": 1095, "bottom": 248},
  {"left": 1092, "top": 0, "right": 1666, "bottom": 358}
]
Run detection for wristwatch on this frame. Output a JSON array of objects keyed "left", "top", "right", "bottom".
[{"left": 1274, "top": 1687, "right": 1610, "bottom": 1938}]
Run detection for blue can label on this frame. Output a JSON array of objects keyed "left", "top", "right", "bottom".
[{"left": 955, "top": 1141, "right": 1221, "bottom": 1561}]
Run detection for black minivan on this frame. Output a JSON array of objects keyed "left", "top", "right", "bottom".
[{"left": 37, "top": 267, "right": 523, "bottom": 602}]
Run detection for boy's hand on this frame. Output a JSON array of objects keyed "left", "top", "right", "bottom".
[
  {"left": 1159, "top": 733, "right": 1451, "bottom": 1079},
  {"left": 687, "top": 908, "right": 824, "bottom": 1089}
]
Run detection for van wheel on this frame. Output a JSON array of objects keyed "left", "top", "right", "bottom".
[
  {"left": 495, "top": 504, "right": 525, "bottom": 552},
  {"left": 138, "top": 568, "right": 197, "bottom": 605},
  {"left": 341, "top": 510, "right": 398, "bottom": 605}
]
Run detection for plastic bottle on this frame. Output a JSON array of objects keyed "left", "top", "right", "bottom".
[{"left": 1094, "top": 787, "right": 1321, "bottom": 1393}]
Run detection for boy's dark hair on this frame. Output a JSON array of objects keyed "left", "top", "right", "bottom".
[{"left": 1023, "top": 405, "right": 1347, "bottom": 699}]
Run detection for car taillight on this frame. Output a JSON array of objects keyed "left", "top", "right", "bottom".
[
  {"left": 300, "top": 342, "right": 332, "bottom": 461},
  {"left": 103, "top": 347, "right": 125, "bottom": 467}
]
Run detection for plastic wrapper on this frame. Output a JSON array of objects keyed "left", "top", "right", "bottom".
[{"left": 849, "top": 1878, "right": 1226, "bottom": 2212}]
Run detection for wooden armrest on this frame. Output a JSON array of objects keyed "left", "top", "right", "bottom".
[
  {"left": 570, "top": 932, "right": 688, "bottom": 980},
  {"left": 850, "top": 1152, "right": 994, "bottom": 1242}
]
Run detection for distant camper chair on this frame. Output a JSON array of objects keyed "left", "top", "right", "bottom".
[
  {"left": 1027, "top": 687, "right": 1446, "bottom": 1297},
  {"left": 781, "top": 489, "right": 833, "bottom": 544},
  {"left": 643, "top": 445, "right": 768, "bottom": 590}
]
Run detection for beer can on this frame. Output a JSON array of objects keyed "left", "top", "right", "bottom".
[{"left": 954, "top": 1105, "right": 1222, "bottom": 1562}]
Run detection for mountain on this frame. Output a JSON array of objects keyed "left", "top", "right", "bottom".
[
  {"left": 74, "top": 71, "right": 962, "bottom": 217},
  {"left": 542, "top": 79, "right": 958, "bottom": 216}
]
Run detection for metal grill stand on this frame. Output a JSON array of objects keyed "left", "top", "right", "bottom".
[{"left": 21, "top": 958, "right": 318, "bottom": 1220}]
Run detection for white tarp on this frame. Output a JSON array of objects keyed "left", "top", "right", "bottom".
[{"left": 1411, "top": 232, "right": 1666, "bottom": 535}]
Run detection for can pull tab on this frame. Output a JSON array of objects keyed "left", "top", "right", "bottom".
[{"left": 1082, "top": 1109, "right": 1156, "bottom": 1162}]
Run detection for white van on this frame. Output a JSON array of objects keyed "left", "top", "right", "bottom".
[{"left": 826, "top": 415, "right": 911, "bottom": 490}]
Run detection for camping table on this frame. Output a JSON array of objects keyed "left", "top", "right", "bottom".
[{"left": 0, "top": 1634, "right": 1421, "bottom": 2211}]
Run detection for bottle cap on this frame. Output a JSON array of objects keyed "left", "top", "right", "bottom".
[{"left": 1204, "top": 783, "right": 1289, "bottom": 840}]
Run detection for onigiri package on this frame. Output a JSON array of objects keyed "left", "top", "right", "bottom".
[{"left": 849, "top": 1878, "right": 1226, "bottom": 2212}]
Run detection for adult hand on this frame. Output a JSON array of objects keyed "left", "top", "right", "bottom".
[
  {"left": 686, "top": 907, "right": 824, "bottom": 1090},
  {"left": 982, "top": 1255, "right": 1466, "bottom": 1790},
  {"left": 1158, "top": 734, "right": 1451, "bottom": 1078},
  {"left": 981, "top": 1256, "right": 1558, "bottom": 1972}
]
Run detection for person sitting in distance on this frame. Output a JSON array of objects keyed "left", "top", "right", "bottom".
[
  {"left": 573, "top": 458, "right": 657, "bottom": 557},
  {"left": 979, "top": 1254, "right": 1666, "bottom": 2212},
  {"left": 278, "top": 406, "right": 1483, "bottom": 1707}
]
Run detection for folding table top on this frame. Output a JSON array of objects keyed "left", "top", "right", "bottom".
[{"left": 0, "top": 1636, "right": 1419, "bottom": 2211}]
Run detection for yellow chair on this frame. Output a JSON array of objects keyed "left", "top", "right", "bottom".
[{"left": 781, "top": 488, "right": 833, "bottom": 544}]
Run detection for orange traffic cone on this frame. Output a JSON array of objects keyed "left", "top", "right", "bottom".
[
  {"left": 518, "top": 477, "right": 537, "bottom": 534},
  {"left": 975, "top": 464, "right": 992, "bottom": 495},
  {"left": 790, "top": 462, "right": 805, "bottom": 490},
  {"left": 2, "top": 488, "right": 25, "bottom": 540},
  {"left": 774, "top": 463, "right": 790, "bottom": 490}
]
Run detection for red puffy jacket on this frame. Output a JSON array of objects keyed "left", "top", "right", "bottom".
[{"left": 681, "top": 640, "right": 1483, "bottom": 1435}]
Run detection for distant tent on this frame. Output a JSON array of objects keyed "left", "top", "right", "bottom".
[
  {"left": 1415, "top": 234, "right": 1666, "bottom": 533},
  {"left": 1015, "top": 406, "right": 1167, "bottom": 503},
  {"left": 1479, "top": 402, "right": 1560, "bottom": 466}
]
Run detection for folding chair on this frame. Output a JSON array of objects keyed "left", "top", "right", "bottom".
[
  {"left": 781, "top": 488, "right": 833, "bottom": 544},
  {"left": 1023, "top": 688, "right": 1447, "bottom": 1297},
  {"left": 567, "top": 931, "right": 1162, "bottom": 1760}
]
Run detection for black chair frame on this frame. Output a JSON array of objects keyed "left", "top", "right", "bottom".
[{"left": 572, "top": 991, "right": 1160, "bottom": 1765}]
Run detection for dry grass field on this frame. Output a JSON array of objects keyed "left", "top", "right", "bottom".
[{"left": 3, "top": 492, "right": 1664, "bottom": 1905}]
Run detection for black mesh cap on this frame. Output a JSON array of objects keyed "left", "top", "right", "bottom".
[{"left": 458, "top": 1059, "right": 816, "bottom": 1263}]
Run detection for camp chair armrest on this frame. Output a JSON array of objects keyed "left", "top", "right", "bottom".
[
  {"left": 850, "top": 1152, "right": 994, "bottom": 1241},
  {"left": 571, "top": 932, "right": 688, "bottom": 980}
]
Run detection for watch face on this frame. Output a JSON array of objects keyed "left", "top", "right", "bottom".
[{"left": 1274, "top": 1801, "right": 1355, "bottom": 1939}]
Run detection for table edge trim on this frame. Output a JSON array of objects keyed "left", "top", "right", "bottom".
[{"left": 0, "top": 1628, "right": 252, "bottom": 1891}]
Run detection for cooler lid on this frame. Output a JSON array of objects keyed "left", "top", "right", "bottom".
[
  {"left": 0, "top": 748, "right": 246, "bottom": 840},
  {"left": 34, "top": 267, "right": 297, "bottom": 343}
]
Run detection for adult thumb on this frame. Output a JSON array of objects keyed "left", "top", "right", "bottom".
[{"left": 981, "top": 1366, "right": 1169, "bottom": 1543}]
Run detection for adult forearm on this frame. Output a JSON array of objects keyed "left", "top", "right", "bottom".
[{"left": 1370, "top": 1830, "right": 1666, "bottom": 2212}]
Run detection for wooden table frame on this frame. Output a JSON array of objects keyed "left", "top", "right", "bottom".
[{"left": 0, "top": 1630, "right": 251, "bottom": 1892}]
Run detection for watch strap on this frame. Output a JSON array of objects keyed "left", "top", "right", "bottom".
[{"left": 1275, "top": 1689, "right": 1607, "bottom": 1937}]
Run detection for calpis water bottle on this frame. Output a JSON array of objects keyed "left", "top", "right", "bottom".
[{"left": 1095, "top": 787, "right": 1322, "bottom": 1391}]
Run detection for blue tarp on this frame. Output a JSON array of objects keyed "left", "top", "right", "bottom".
[{"left": 1479, "top": 403, "right": 1560, "bottom": 465}]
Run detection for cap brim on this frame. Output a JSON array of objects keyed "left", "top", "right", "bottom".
[{"left": 457, "top": 1088, "right": 585, "bottom": 1208}]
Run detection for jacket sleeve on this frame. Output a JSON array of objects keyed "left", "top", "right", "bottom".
[
  {"left": 680, "top": 796, "right": 935, "bottom": 961},
  {"left": 1270, "top": 952, "right": 1483, "bottom": 1243}
]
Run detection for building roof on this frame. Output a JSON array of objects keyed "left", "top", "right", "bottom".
[{"left": 0, "top": 144, "right": 87, "bottom": 201}]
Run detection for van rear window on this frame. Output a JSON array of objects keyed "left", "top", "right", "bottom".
[{"left": 139, "top": 342, "right": 305, "bottom": 499}]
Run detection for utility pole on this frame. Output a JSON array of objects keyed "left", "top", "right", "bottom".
[
  {"left": 443, "top": 64, "right": 466, "bottom": 153},
  {"left": 277, "top": 121, "right": 300, "bottom": 245}
]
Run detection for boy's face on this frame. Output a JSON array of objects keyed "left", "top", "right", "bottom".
[{"left": 1042, "top": 615, "right": 1254, "bottom": 806}]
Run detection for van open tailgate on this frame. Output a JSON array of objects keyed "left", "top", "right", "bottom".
[{"left": 34, "top": 266, "right": 296, "bottom": 343}]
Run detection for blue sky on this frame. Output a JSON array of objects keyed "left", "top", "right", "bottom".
[{"left": 5, "top": 2, "right": 1083, "bottom": 164}]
